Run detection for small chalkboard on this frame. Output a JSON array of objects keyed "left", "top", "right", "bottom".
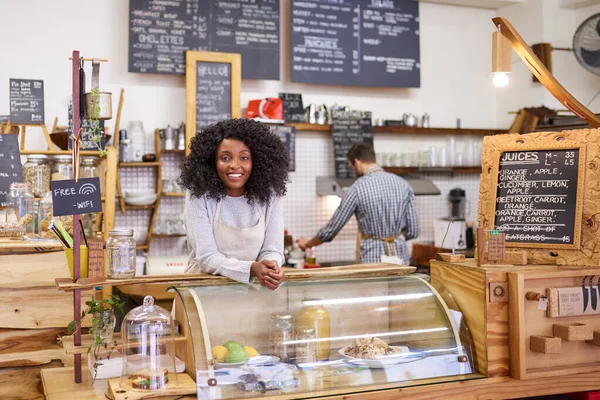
[
  {"left": 0, "top": 115, "right": 9, "bottom": 123},
  {"left": 51, "top": 177, "right": 102, "bottom": 217},
  {"left": 279, "top": 93, "right": 305, "bottom": 122},
  {"left": 9, "top": 79, "right": 44, "bottom": 124},
  {"left": 67, "top": 102, "right": 105, "bottom": 150},
  {"left": 332, "top": 110, "right": 373, "bottom": 179},
  {"left": 269, "top": 125, "right": 296, "bottom": 172},
  {"left": 494, "top": 149, "right": 581, "bottom": 247},
  {"left": 185, "top": 51, "right": 241, "bottom": 155},
  {"left": 0, "top": 134, "right": 23, "bottom": 207}
]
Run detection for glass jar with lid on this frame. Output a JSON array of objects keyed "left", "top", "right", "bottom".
[
  {"left": 23, "top": 154, "right": 50, "bottom": 196},
  {"left": 80, "top": 155, "right": 104, "bottom": 193},
  {"left": 51, "top": 154, "right": 73, "bottom": 180},
  {"left": 107, "top": 229, "right": 136, "bottom": 278},
  {"left": 296, "top": 299, "right": 331, "bottom": 361},
  {"left": 7, "top": 182, "right": 35, "bottom": 234},
  {"left": 295, "top": 327, "right": 317, "bottom": 364},
  {"left": 120, "top": 295, "right": 177, "bottom": 391},
  {"left": 128, "top": 121, "right": 148, "bottom": 162},
  {"left": 37, "top": 191, "right": 53, "bottom": 236},
  {"left": 269, "top": 313, "right": 295, "bottom": 362}
]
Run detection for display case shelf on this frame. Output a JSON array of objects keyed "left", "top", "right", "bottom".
[{"left": 60, "top": 333, "right": 187, "bottom": 355}]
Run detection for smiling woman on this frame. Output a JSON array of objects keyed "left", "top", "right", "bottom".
[{"left": 179, "top": 119, "right": 290, "bottom": 290}]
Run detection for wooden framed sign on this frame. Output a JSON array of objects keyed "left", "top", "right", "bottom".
[
  {"left": 185, "top": 51, "right": 241, "bottom": 156},
  {"left": 477, "top": 130, "right": 598, "bottom": 266}
]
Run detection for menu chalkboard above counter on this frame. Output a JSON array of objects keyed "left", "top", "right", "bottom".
[
  {"left": 269, "top": 125, "right": 296, "bottom": 172},
  {"left": 9, "top": 79, "right": 44, "bottom": 124},
  {"left": 0, "top": 134, "right": 23, "bottom": 207},
  {"left": 129, "top": 0, "right": 280, "bottom": 80},
  {"left": 332, "top": 110, "right": 373, "bottom": 179},
  {"left": 493, "top": 148, "right": 583, "bottom": 249},
  {"left": 291, "top": 0, "right": 420, "bottom": 88}
]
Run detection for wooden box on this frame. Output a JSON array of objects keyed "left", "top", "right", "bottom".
[{"left": 530, "top": 335, "right": 561, "bottom": 354}]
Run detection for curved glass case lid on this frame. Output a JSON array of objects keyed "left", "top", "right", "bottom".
[{"left": 172, "top": 275, "right": 479, "bottom": 399}]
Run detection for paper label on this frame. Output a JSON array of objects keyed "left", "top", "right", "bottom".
[{"left": 557, "top": 286, "right": 600, "bottom": 316}]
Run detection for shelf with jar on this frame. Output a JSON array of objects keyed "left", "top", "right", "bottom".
[{"left": 283, "top": 122, "right": 506, "bottom": 136}]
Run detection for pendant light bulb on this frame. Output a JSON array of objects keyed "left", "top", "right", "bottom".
[{"left": 492, "top": 72, "right": 510, "bottom": 88}]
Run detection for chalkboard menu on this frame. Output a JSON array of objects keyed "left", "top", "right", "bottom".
[
  {"left": 9, "top": 79, "right": 44, "bottom": 124},
  {"left": 269, "top": 125, "right": 296, "bottom": 172},
  {"left": 291, "top": 0, "right": 420, "bottom": 88},
  {"left": 129, "top": 0, "right": 280, "bottom": 80},
  {"left": 279, "top": 93, "right": 305, "bottom": 122},
  {"left": 494, "top": 149, "right": 581, "bottom": 246},
  {"left": 0, "top": 134, "right": 23, "bottom": 207},
  {"left": 196, "top": 62, "right": 232, "bottom": 130},
  {"left": 67, "top": 102, "right": 106, "bottom": 150},
  {"left": 332, "top": 110, "right": 373, "bottom": 178}
]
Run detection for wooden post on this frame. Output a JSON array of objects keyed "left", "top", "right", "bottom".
[{"left": 71, "top": 49, "right": 82, "bottom": 384}]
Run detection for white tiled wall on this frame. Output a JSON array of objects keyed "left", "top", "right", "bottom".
[{"left": 115, "top": 131, "right": 481, "bottom": 264}]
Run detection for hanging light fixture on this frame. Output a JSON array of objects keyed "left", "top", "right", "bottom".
[{"left": 492, "top": 25, "right": 512, "bottom": 88}]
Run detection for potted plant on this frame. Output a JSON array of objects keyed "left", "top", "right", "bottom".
[{"left": 59, "top": 294, "right": 125, "bottom": 379}]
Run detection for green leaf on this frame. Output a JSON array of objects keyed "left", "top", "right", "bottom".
[{"left": 67, "top": 320, "right": 77, "bottom": 334}]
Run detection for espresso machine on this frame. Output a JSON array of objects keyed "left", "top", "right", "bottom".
[{"left": 434, "top": 188, "right": 467, "bottom": 250}]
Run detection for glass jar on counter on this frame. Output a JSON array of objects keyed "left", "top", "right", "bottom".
[
  {"left": 7, "top": 182, "right": 35, "bottom": 234},
  {"left": 51, "top": 154, "right": 73, "bottom": 180},
  {"left": 23, "top": 155, "right": 50, "bottom": 197},
  {"left": 80, "top": 156, "right": 104, "bottom": 194},
  {"left": 295, "top": 327, "right": 317, "bottom": 364},
  {"left": 269, "top": 313, "right": 295, "bottom": 362},
  {"left": 296, "top": 300, "right": 331, "bottom": 361},
  {"left": 107, "top": 229, "right": 136, "bottom": 279},
  {"left": 37, "top": 191, "right": 53, "bottom": 236}
]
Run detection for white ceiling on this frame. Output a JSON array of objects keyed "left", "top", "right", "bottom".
[
  {"left": 418, "top": 0, "right": 525, "bottom": 10},
  {"left": 558, "top": 0, "right": 600, "bottom": 9}
]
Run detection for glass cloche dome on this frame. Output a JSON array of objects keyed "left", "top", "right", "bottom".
[{"left": 120, "top": 296, "right": 177, "bottom": 391}]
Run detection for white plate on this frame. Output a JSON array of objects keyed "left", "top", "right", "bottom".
[
  {"left": 125, "top": 191, "right": 156, "bottom": 198},
  {"left": 338, "top": 345, "right": 413, "bottom": 368},
  {"left": 125, "top": 195, "right": 157, "bottom": 206},
  {"left": 214, "top": 361, "right": 246, "bottom": 369}
]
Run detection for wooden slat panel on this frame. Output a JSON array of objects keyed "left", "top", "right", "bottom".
[
  {"left": 1, "top": 361, "right": 63, "bottom": 400},
  {"left": 0, "top": 288, "right": 90, "bottom": 329},
  {"left": 0, "top": 251, "right": 69, "bottom": 289},
  {"left": 0, "top": 328, "right": 67, "bottom": 368}
]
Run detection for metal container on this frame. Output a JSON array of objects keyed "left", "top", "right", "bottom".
[{"left": 84, "top": 91, "right": 112, "bottom": 120}]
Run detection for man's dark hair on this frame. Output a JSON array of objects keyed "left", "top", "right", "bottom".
[
  {"left": 179, "top": 119, "right": 289, "bottom": 205},
  {"left": 347, "top": 142, "right": 376, "bottom": 163}
]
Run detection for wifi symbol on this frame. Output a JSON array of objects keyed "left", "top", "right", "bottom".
[{"left": 79, "top": 183, "right": 97, "bottom": 196}]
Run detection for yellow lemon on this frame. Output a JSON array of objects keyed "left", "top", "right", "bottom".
[
  {"left": 212, "top": 345, "right": 228, "bottom": 362},
  {"left": 244, "top": 346, "right": 260, "bottom": 357}
]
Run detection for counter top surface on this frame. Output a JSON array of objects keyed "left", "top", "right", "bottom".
[{"left": 0, "top": 237, "right": 63, "bottom": 254}]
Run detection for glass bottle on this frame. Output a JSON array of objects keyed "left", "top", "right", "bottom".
[
  {"left": 37, "top": 191, "right": 53, "bottom": 236},
  {"left": 23, "top": 155, "right": 50, "bottom": 197},
  {"left": 128, "top": 121, "right": 147, "bottom": 162},
  {"left": 80, "top": 155, "right": 104, "bottom": 195},
  {"left": 269, "top": 313, "right": 295, "bottom": 362},
  {"left": 295, "top": 327, "right": 317, "bottom": 364},
  {"left": 7, "top": 183, "right": 35, "bottom": 234},
  {"left": 121, "top": 296, "right": 177, "bottom": 391},
  {"left": 296, "top": 300, "right": 331, "bottom": 361},
  {"left": 107, "top": 229, "right": 136, "bottom": 278},
  {"left": 51, "top": 154, "right": 73, "bottom": 180}
]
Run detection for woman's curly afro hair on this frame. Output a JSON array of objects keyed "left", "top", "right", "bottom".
[{"left": 180, "top": 118, "right": 290, "bottom": 205}]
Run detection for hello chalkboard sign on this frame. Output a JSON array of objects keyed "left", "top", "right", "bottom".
[
  {"left": 185, "top": 51, "right": 241, "bottom": 154},
  {"left": 332, "top": 110, "right": 373, "bottom": 179},
  {"left": 279, "top": 93, "right": 305, "bottom": 123},
  {"left": 291, "top": 0, "right": 420, "bottom": 88},
  {"left": 494, "top": 149, "right": 581, "bottom": 247},
  {"left": 269, "top": 125, "right": 296, "bottom": 172},
  {"left": 51, "top": 177, "right": 102, "bottom": 217},
  {"left": 9, "top": 79, "right": 45, "bottom": 124},
  {"left": 128, "top": 0, "right": 280, "bottom": 80},
  {"left": 0, "top": 134, "right": 23, "bottom": 207}
]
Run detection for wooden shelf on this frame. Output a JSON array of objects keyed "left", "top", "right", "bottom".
[
  {"left": 283, "top": 122, "right": 505, "bottom": 136},
  {"left": 153, "top": 233, "right": 187, "bottom": 238},
  {"left": 118, "top": 162, "right": 160, "bottom": 167},
  {"left": 60, "top": 333, "right": 187, "bottom": 355},
  {"left": 383, "top": 166, "right": 482, "bottom": 174},
  {"left": 163, "top": 192, "right": 185, "bottom": 197},
  {"left": 136, "top": 244, "right": 149, "bottom": 250},
  {"left": 55, "top": 264, "right": 414, "bottom": 291},
  {"left": 125, "top": 203, "right": 158, "bottom": 210},
  {"left": 19, "top": 150, "right": 107, "bottom": 156},
  {"left": 161, "top": 149, "right": 185, "bottom": 154}
]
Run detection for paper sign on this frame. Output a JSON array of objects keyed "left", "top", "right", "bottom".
[
  {"left": 51, "top": 177, "right": 102, "bottom": 216},
  {"left": 557, "top": 286, "right": 600, "bottom": 316}
]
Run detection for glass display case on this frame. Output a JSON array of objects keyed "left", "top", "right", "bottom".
[{"left": 171, "top": 274, "right": 482, "bottom": 399}]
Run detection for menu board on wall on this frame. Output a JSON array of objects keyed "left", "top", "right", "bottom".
[
  {"left": 129, "top": 0, "right": 280, "bottom": 80},
  {"left": 269, "top": 125, "right": 296, "bottom": 172},
  {"left": 9, "top": 79, "right": 44, "bottom": 124},
  {"left": 0, "top": 134, "right": 23, "bottom": 207},
  {"left": 291, "top": 0, "right": 420, "bottom": 87},
  {"left": 494, "top": 149, "right": 581, "bottom": 246},
  {"left": 332, "top": 110, "right": 373, "bottom": 179}
]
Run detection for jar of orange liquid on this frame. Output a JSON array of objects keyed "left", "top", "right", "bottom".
[{"left": 296, "top": 299, "right": 330, "bottom": 361}]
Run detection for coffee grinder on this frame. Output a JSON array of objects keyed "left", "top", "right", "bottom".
[{"left": 434, "top": 188, "right": 467, "bottom": 250}]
